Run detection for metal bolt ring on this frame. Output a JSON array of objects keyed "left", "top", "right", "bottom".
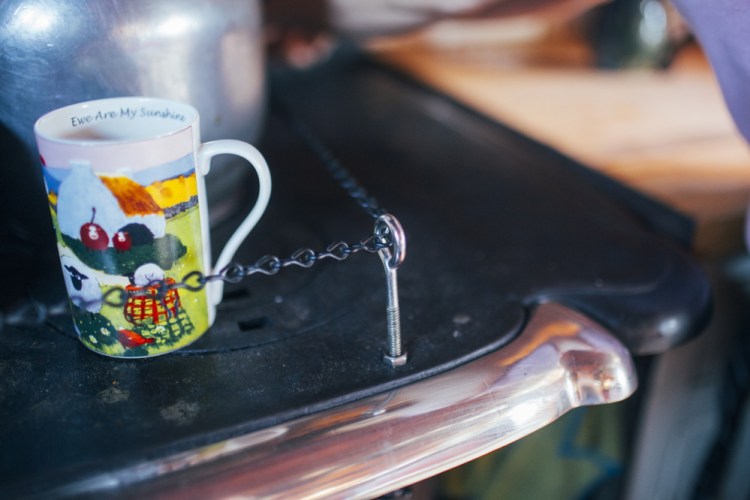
[{"left": 375, "top": 214, "right": 406, "bottom": 270}]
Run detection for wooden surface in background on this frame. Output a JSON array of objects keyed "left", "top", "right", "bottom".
[{"left": 373, "top": 25, "right": 750, "bottom": 258}]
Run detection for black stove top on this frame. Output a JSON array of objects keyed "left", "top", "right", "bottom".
[{"left": 0, "top": 53, "right": 710, "bottom": 497}]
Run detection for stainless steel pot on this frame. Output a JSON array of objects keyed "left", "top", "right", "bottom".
[{"left": 0, "top": 0, "right": 265, "bottom": 247}]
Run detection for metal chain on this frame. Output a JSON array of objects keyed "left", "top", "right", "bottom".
[
  {"left": 96, "top": 233, "right": 391, "bottom": 310},
  {"left": 1, "top": 102, "right": 394, "bottom": 330},
  {"left": 275, "top": 99, "right": 386, "bottom": 220}
]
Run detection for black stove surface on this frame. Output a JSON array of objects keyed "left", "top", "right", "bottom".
[{"left": 0, "top": 53, "right": 710, "bottom": 496}]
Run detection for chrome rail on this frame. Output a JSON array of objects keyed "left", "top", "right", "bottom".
[{"left": 60, "top": 302, "right": 637, "bottom": 499}]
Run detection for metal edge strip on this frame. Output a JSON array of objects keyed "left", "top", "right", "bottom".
[{"left": 59, "top": 302, "right": 637, "bottom": 499}]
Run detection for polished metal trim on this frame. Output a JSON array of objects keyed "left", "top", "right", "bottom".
[{"left": 61, "top": 302, "right": 637, "bottom": 499}]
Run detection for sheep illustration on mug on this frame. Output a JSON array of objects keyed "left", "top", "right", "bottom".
[
  {"left": 40, "top": 146, "right": 210, "bottom": 356},
  {"left": 60, "top": 254, "right": 103, "bottom": 313}
]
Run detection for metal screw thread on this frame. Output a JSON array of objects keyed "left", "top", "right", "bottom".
[{"left": 386, "top": 305, "right": 402, "bottom": 357}]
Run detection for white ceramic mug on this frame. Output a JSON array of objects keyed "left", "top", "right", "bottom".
[{"left": 34, "top": 96, "right": 271, "bottom": 358}]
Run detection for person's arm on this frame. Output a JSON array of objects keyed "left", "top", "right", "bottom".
[{"left": 671, "top": 1, "right": 750, "bottom": 142}]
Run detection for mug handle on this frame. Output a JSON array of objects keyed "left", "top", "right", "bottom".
[{"left": 198, "top": 139, "right": 272, "bottom": 306}]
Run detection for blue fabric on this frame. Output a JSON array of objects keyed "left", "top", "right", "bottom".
[{"left": 673, "top": 1, "right": 750, "bottom": 142}]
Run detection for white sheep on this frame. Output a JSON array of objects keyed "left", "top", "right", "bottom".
[
  {"left": 131, "top": 263, "right": 166, "bottom": 287},
  {"left": 60, "top": 255, "right": 103, "bottom": 313}
]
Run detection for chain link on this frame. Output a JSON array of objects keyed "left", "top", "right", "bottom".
[{"left": 1, "top": 103, "right": 396, "bottom": 330}]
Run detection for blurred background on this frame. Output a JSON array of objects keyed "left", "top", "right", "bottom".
[
  {"left": 365, "top": 0, "right": 750, "bottom": 261},
  {"left": 267, "top": 0, "right": 750, "bottom": 257}
]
